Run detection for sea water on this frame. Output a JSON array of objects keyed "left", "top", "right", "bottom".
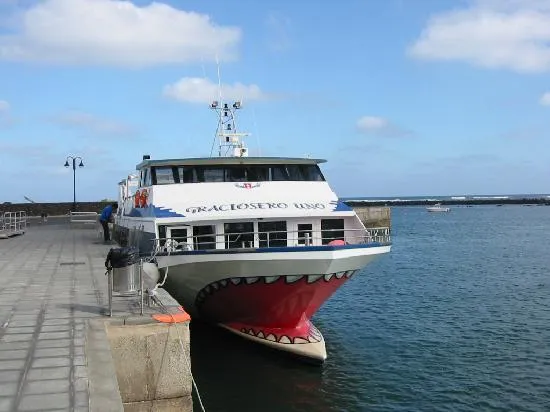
[{"left": 190, "top": 205, "right": 550, "bottom": 412}]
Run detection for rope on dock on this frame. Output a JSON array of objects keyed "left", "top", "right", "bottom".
[{"left": 154, "top": 297, "right": 207, "bottom": 412}]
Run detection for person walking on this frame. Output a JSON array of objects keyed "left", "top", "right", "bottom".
[{"left": 99, "top": 203, "right": 118, "bottom": 242}]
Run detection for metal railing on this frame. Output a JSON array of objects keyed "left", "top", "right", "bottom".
[
  {"left": 0, "top": 211, "right": 27, "bottom": 236},
  {"left": 153, "top": 227, "right": 391, "bottom": 253},
  {"left": 69, "top": 211, "right": 98, "bottom": 228}
]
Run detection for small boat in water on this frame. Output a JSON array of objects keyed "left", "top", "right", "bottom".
[
  {"left": 113, "top": 100, "right": 391, "bottom": 362},
  {"left": 426, "top": 203, "right": 450, "bottom": 213}
]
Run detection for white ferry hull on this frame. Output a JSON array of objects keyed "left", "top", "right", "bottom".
[{"left": 155, "top": 244, "right": 390, "bottom": 361}]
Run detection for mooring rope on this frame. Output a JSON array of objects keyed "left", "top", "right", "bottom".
[{"left": 154, "top": 297, "right": 206, "bottom": 412}]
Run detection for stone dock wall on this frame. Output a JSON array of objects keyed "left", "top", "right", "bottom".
[{"left": 0, "top": 202, "right": 111, "bottom": 216}]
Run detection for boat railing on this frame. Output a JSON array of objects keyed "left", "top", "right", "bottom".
[{"left": 152, "top": 227, "right": 390, "bottom": 253}]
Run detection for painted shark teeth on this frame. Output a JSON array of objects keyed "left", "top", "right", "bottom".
[
  {"left": 335, "top": 271, "right": 345, "bottom": 279},
  {"left": 245, "top": 276, "right": 259, "bottom": 284},
  {"left": 264, "top": 276, "right": 280, "bottom": 284},
  {"left": 306, "top": 274, "right": 323, "bottom": 283},
  {"left": 220, "top": 280, "right": 228, "bottom": 287},
  {"left": 324, "top": 273, "right": 334, "bottom": 282},
  {"left": 211, "top": 282, "right": 219, "bottom": 291},
  {"left": 257, "top": 331, "right": 265, "bottom": 339},
  {"left": 279, "top": 335, "right": 291, "bottom": 344},
  {"left": 293, "top": 337, "right": 309, "bottom": 344},
  {"left": 285, "top": 275, "right": 303, "bottom": 284},
  {"left": 266, "top": 334, "right": 277, "bottom": 342},
  {"left": 230, "top": 278, "right": 241, "bottom": 285},
  {"left": 248, "top": 329, "right": 256, "bottom": 336},
  {"left": 307, "top": 335, "right": 320, "bottom": 343},
  {"left": 345, "top": 270, "right": 355, "bottom": 278}
]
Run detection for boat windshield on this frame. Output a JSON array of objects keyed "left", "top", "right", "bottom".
[{"left": 151, "top": 164, "right": 325, "bottom": 185}]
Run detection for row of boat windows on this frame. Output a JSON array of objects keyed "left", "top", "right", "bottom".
[
  {"left": 140, "top": 164, "right": 325, "bottom": 186},
  {"left": 159, "top": 219, "right": 344, "bottom": 250}
]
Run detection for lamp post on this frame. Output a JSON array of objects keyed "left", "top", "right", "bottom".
[{"left": 64, "top": 155, "right": 84, "bottom": 211}]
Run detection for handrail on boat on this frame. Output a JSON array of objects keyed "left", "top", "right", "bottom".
[{"left": 150, "top": 227, "right": 391, "bottom": 253}]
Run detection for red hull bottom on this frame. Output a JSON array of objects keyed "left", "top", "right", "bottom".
[{"left": 195, "top": 271, "right": 356, "bottom": 357}]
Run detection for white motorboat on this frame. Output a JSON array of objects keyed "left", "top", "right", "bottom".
[{"left": 426, "top": 203, "right": 450, "bottom": 212}]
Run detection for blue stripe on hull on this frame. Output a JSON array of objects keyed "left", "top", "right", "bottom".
[{"left": 154, "top": 242, "right": 391, "bottom": 256}]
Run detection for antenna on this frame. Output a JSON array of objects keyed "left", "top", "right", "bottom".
[{"left": 210, "top": 100, "right": 250, "bottom": 157}]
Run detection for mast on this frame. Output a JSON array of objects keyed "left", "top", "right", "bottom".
[{"left": 210, "top": 100, "right": 250, "bottom": 157}]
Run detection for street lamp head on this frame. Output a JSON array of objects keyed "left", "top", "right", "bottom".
[
  {"left": 64, "top": 160, "right": 70, "bottom": 168},
  {"left": 78, "top": 161, "right": 84, "bottom": 168}
]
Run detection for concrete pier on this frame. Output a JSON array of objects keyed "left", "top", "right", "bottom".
[
  {"left": 351, "top": 206, "right": 391, "bottom": 228},
  {"left": 0, "top": 224, "right": 192, "bottom": 412}
]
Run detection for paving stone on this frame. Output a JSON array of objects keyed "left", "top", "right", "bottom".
[
  {"left": 1, "top": 334, "right": 34, "bottom": 343},
  {"left": 0, "top": 342, "right": 31, "bottom": 351},
  {"left": 0, "top": 381, "right": 17, "bottom": 396},
  {"left": 35, "top": 340, "right": 70, "bottom": 349},
  {"left": 74, "top": 377, "right": 89, "bottom": 392},
  {"left": 34, "top": 347, "right": 70, "bottom": 358},
  {"left": 75, "top": 390, "right": 89, "bottom": 408},
  {"left": 3, "top": 326, "right": 35, "bottom": 334},
  {"left": 24, "top": 379, "right": 70, "bottom": 395},
  {"left": 73, "top": 356, "right": 86, "bottom": 366},
  {"left": 0, "top": 350, "right": 27, "bottom": 360},
  {"left": 27, "top": 367, "right": 70, "bottom": 381},
  {"left": 39, "top": 331, "right": 71, "bottom": 340},
  {"left": 74, "top": 365, "right": 88, "bottom": 379},
  {"left": 41, "top": 324, "right": 71, "bottom": 333},
  {"left": 18, "top": 392, "right": 70, "bottom": 411},
  {"left": 42, "top": 319, "right": 70, "bottom": 326},
  {"left": 7, "top": 320, "right": 35, "bottom": 327},
  {"left": 32, "top": 357, "right": 70, "bottom": 368},
  {"left": 0, "top": 360, "right": 26, "bottom": 370},
  {"left": 0, "top": 396, "right": 14, "bottom": 412}
]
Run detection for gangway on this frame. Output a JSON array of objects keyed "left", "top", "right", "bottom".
[{"left": 0, "top": 211, "right": 27, "bottom": 238}]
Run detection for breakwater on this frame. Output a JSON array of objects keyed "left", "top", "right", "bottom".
[
  {"left": 345, "top": 197, "right": 550, "bottom": 207},
  {"left": 0, "top": 202, "right": 110, "bottom": 216}
]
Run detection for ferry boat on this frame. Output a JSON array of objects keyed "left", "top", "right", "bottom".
[{"left": 113, "top": 101, "right": 391, "bottom": 362}]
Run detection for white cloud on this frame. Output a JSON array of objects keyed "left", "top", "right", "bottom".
[
  {"left": 408, "top": 0, "right": 550, "bottom": 73},
  {"left": 356, "top": 116, "right": 412, "bottom": 138},
  {"left": 540, "top": 92, "right": 550, "bottom": 105},
  {"left": 0, "top": 0, "right": 241, "bottom": 67},
  {"left": 357, "top": 116, "right": 388, "bottom": 130},
  {"left": 163, "top": 77, "right": 267, "bottom": 104},
  {"left": 266, "top": 12, "right": 291, "bottom": 52},
  {"left": 0, "top": 100, "right": 9, "bottom": 112},
  {"left": 52, "top": 111, "right": 135, "bottom": 137}
]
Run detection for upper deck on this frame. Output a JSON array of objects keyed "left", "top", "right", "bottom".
[
  {"left": 136, "top": 156, "right": 326, "bottom": 169},
  {"left": 134, "top": 156, "right": 328, "bottom": 187}
]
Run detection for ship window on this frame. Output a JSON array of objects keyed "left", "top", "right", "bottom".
[
  {"left": 321, "top": 219, "right": 345, "bottom": 245},
  {"left": 271, "top": 165, "right": 289, "bottom": 181},
  {"left": 225, "top": 166, "right": 247, "bottom": 182},
  {"left": 196, "top": 167, "right": 225, "bottom": 182},
  {"left": 258, "top": 221, "right": 287, "bottom": 248},
  {"left": 246, "top": 166, "right": 269, "bottom": 181},
  {"left": 193, "top": 226, "right": 216, "bottom": 250},
  {"left": 176, "top": 166, "right": 197, "bottom": 183},
  {"left": 297, "top": 223, "right": 313, "bottom": 246},
  {"left": 140, "top": 168, "right": 151, "bottom": 187},
  {"left": 300, "top": 165, "right": 325, "bottom": 181},
  {"left": 224, "top": 222, "right": 254, "bottom": 249},
  {"left": 153, "top": 167, "right": 177, "bottom": 185}
]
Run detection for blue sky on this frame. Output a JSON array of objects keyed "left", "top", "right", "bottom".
[{"left": 0, "top": 0, "right": 549, "bottom": 202}]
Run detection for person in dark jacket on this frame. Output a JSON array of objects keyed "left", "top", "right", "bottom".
[{"left": 99, "top": 203, "right": 118, "bottom": 242}]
